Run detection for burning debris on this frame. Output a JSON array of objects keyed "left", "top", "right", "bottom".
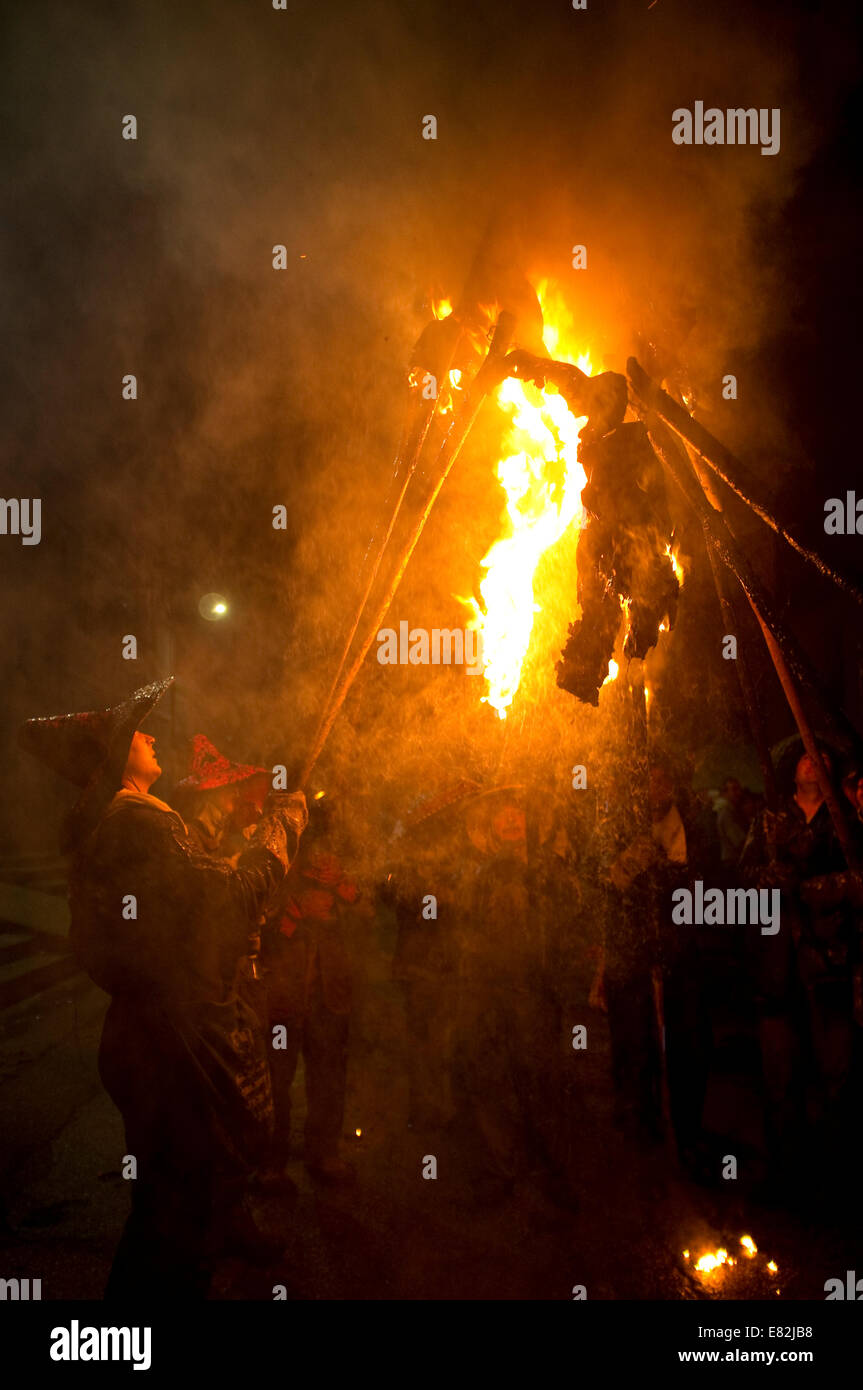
[
  {"left": 555, "top": 419, "right": 680, "bottom": 705},
  {"left": 682, "top": 1236, "right": 781, "bottom": 1297}
]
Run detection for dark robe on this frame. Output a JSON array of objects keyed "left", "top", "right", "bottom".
[
  {"left": 67, "top": 788, "right": 302, "bottom": 1295},
  {"left": 739, "top": 797, "right": 861, "bottom": 1185}
]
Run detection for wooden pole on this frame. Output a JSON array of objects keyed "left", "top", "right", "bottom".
[
  {"left": 650, "top": 414, "right": 779, "bottom": 808},
  {"left": 641, "top": 411, "right": 860, "bottom": 752},
  {"left": 303, "top": 310, "right": 471, "bottom": 779},
  {"left": 627, "top": 357, "right": 863, "bottom": 610},
  {"left": 705, "top": 544, "right": 779, "bottom": 811},
  {"left": 302, "top": 396, "right": 440, "bottom": 784},
  {"left": 299, "top": 313, "right": 517, "bottom": 786},
  {"left": 639, "top": 409, "right": 859, "bottom": 870}
]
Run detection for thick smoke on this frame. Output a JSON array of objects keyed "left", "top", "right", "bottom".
[{"left": 1, "top": 0, "right": 859, "bottom": 856}]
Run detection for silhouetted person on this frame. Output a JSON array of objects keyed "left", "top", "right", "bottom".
[
  {"left": 18, "top": 679, "right": 307, "bottom": 1298},
  {"left": 261, "top": 796, "right": 358, "bottom": 1186},
  {"left": 740, "top": 742, "right": 863, "bottom": 1203}
]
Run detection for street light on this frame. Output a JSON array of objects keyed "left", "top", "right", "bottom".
[{"left": 198, "top": 592, "right": 229, "bottom": 621}]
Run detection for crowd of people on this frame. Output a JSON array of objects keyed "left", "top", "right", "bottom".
[{"left": 16, "top": 676, "right": 863, "bottom": 1297}]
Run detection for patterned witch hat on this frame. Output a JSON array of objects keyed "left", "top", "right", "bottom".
[
  {"left": 175, "top": 734, "right": 268, "bottom": 791},
  {"left": 18, "top": 677, "right": 174, "bottom": 849},
  {"left": 18, "top": 677, "right": 174, "bottom": 787}
]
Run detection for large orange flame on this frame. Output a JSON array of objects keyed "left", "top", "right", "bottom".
[{"left": 460, "top": 282, "right": 592, "bottom": 718}]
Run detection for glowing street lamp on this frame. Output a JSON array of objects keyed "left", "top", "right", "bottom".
[{"left": 198, "top": 593, "right": 229, "bottom": 621}]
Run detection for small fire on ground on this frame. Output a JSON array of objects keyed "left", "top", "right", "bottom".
[{"left": 683, "top": 1235, "right": 780, "bottom": 1295}]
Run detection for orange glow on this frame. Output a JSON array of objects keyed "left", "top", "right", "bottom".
[
  {"left": 666, "top": 541, "right": 685, "bottom": 586},
  {"left": 432, "top": 296, "right": 453, "bottom": 320},
  {"left": 695, "top": 1248, "right": 730, "bottom": 1274},
  {"left": 461, "top": 281, "right": 592, "bottom": 718},
  {"left": 602, "top": 659, "right": 619, "bottom": 687},
  {"left": 686, "top": 1235, "right": 778, "bottom": 1283},
  {"left": 437, "top": 366, "right": 465, "bottom": 418}
]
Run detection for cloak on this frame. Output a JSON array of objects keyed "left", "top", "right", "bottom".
[{"left": 69, "top": 789, "right": 303, "bottom": 1173}]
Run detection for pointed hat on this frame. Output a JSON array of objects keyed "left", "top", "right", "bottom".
[
  {"left": 18, "top": 677, "right": 174, "bottom": 787},
  {"left": 175, "top": 734, "right": 267, "bottom": 792}
]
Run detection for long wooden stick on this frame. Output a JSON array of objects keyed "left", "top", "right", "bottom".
[
  {"left": 652, "top": 418, "right": 778, "bottom": 807},
  {"left": 303, "top": 313, "right": 470, "bottom": 776},
  {"left": 642, "top": 411, "right": 860, "bottom": 752},
  {"left": 640, "top": 409, "right": 858, "bottom": 870},
  {"left": 299, "top": 313, "right": 517, "bottom": 785},
  {"left": 302, "top": 397, "right": 439, "bottom": 780},
  {"left": 627, "top": 358, "right": 863, "bottom": 610},
  {"left": 705, "top": 543, "right": 779, "bottom": 811}
]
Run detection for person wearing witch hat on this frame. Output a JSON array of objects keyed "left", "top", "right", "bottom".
[
  {"left": 174, "top": 735, "right": 273, "bottom": 1007},
  {"left": 739, "top": 737, "right": 863, "bottom": 1205},
  {"left": 18, "top": 678, "right": 308, "bottom": 1299},
  {"left": 173, "top": 735, "right": 271, "bottom": 859}
]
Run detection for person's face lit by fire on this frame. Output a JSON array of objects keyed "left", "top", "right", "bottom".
[
  {"left": 123, "top": 731, "right": 161, "bottom": 793},
  {"left": 796, "top": 750, "right": 830, "bottom": 792},
  {"left": 233, "top": 773, "right": 269, "bottom": 828}
]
